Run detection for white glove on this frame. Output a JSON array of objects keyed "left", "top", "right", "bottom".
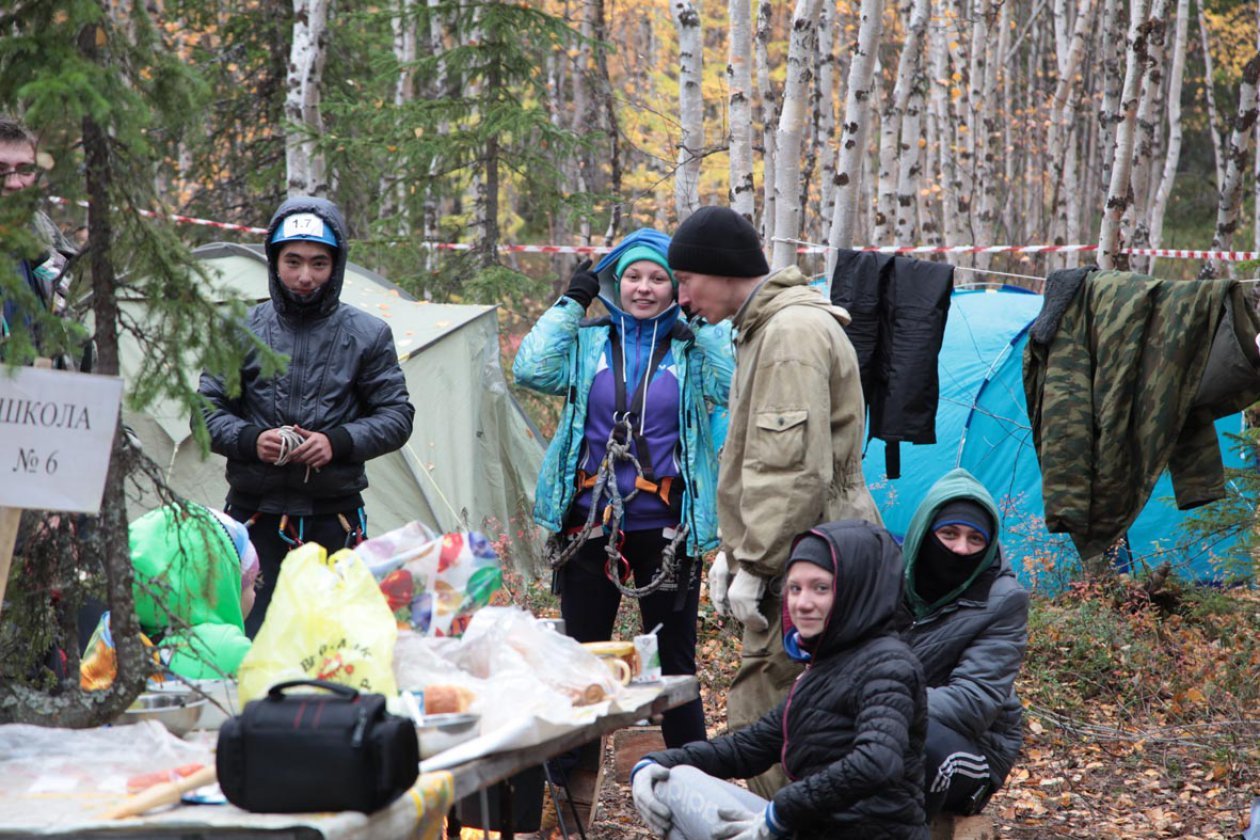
[
  {"left": 708, "top": 550, "right": 733, "bottom": 615},
  {"left": 711, "top": 805, "right": 787, "bottom": 840},
  {"left": 727, "top": 568, "right": 768, "bottom": 632},
  {"left": 631, "top": 762, "right": 673, "bottom": 836}
]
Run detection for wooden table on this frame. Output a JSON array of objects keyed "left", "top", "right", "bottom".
[
  {"left": 0, "top": 676, "right": 698, "bottom": 839},
  {"left": 442, "top": 674, "right": 697, "bottom": 801},
  {"left": 443, "top": 674, "right": 698, "bottom": 839}
]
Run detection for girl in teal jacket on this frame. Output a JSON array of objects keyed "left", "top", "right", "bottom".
[{"left": 513, "top": 228, "right": 732, "bottom": 746}]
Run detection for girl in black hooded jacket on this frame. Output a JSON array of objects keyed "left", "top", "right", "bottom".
[{"left": 630, "top": 520, "right": 928, "bottom": 840}]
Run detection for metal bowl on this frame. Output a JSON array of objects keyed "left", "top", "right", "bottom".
[
  {"left": 115, "top": 692, "right": 207, "bottom": 737},
  {"left": 415, "top": 712, "right": 480, "bottom": 759}
]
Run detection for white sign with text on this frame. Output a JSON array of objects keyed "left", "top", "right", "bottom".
[{"left": 0, "top": 367, "right": 123, "bottom": 514}]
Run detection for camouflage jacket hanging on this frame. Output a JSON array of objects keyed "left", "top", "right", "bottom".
[{"left": 1023, "top": 268, "right": 1260, "bottom": 560}]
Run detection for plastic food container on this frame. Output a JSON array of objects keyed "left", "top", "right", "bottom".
[{"left": 115, "top": 692, "right": 207, "bottom": 737}]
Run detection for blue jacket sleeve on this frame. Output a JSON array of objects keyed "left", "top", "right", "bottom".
[
  {"left": 693, "top": 319, "right": 734, "bottom": 408},
  {"left": 512, "top": 297, "right": 585, "bottom": 396}
]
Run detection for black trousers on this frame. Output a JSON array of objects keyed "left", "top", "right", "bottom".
[
  {"left": 924, "top": 717, "right": 998, "bottom": 818},
  {"left": 556, "top": 528, "right": 706, "bottom": 748},
  {"left": 228, "top": 508, "right": 365, "bottom": 639}
]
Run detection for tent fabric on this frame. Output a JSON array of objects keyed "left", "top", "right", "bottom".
[
  {"left": 120, "top": 243, "right": 545, "bottom": 564},
  {"left": 860, "top": 285, "right": 1247, "bottom": 587}
]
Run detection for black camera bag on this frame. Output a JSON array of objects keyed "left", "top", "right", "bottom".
[{"left": 216, "top": 679, "right": 418, "bottom": 813}]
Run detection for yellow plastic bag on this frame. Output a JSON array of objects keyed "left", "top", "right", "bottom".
[{"left": 237, "top": 543, "right": 398, "bottom": 703}]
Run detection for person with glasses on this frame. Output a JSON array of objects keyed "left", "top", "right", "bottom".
[{"left": 0, "top": 114, "right": 84, "bottom": 368}]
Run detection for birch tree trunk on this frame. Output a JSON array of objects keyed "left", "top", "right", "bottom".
[
  {"left": 947, "top": 0, "right": 975, "bottom": 244},
  {"left": 770, "top": 0, "right": 824, "bottom": 270},
  {"left": 1097, "top": 0, "right": 1124, "bottom": 195},
  {"left": 592, "top": 0, "right": 622, "bottom": 244},
  {"left": 929, "top": 21, "right": 965, "bottom": 246},
  {"left": 728, "top": 0, "right": 755, "bottom": 220},
  {"left": 285, "top": 0, "right": 330, "bottom": 197},
  {"left": 380, "top": 0, "right": 417, "bottom": 226},
  {"left": 422, "top": 0, "right": 449, "bottom": 266},
  {"left": 826, "top": 0, "right": 884, "bottom": 271},
  {"left": 1048, "top": 0, "right": 1094, "bottom": 251},
  {"left": 815, "top": 0, "right": 838, "bottom": 237},
  {"left": 1098, "top": 0, "right": 1153, "bottom": 270},
  {"left": 876, "top": 0, "right": 931, "bottom": 246},
  {"left": 673, "top": 0, "right": 703, "bottom": 220},
  {"left": 1148, "top": 0, "right": 1190, "bottom": 271},
  {"left": 572, "top": 0, "right": 596, "bottom": 244},
  {"left": 756, "top": 0, "right": 778, "bottom": 243},
  {"left": 968, "top": 0, "right": 998, "bottom": 256},
  {"left": 1199, "top": 53, "right": 1260, "bottom": 279},
  {"left": 1197, "top": 0, "right": 1225, "bottom": 189},
  {"left": 896, "top": 62, "right": 928, "bottom": 246},
  {"left": 921, "top": 61, "right": 942, "bottom": 247},
  {"left": 1125, "top": 0, "right": 1169, "bottom": 262}
]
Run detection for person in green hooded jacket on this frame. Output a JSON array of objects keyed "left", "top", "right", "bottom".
[
  {"left": 130, "top": 503, "right": 258, "bottom": 680},
  {"left": 899, "top": 468, "right": 1029, "bottom": 819}
]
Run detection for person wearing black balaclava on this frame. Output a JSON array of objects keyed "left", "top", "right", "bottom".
[
  {"left": 900, "top": 468, "right": 1029, "bottom": 820},
  {"left": 195, "top": 197, "right": 414, "bottom": 637}
]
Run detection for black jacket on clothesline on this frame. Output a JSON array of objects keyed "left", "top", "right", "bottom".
[{"left": 831, "top": 249, "right": 953, "bottom": 479}]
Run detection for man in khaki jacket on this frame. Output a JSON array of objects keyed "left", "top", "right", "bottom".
[{"left": 669, "top": 206, "right": 883, "bottom": 797}]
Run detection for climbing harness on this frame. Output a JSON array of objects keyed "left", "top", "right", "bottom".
[
  {"left": 546, "top": 414, "right": 689, "bottom": 598},
  {"left": 546, "top": 317, "right": 698, "bottom": 598},
  {"left": 277, "top": 513, "right": 305, "bottom": 547}
]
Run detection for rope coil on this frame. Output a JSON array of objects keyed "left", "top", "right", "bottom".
[
  {"left": 546, "top": 416, "right": 688, "bottom": 599},
  {"left": 274, "top": 425, "right": 313, "bottom": 482}
]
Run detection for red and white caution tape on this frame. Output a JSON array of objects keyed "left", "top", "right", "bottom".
[
  {"left": 1120, "top": 247, "right": 1260, "bottom": 262},
  {"left": 46, "top": 198, "right": 1260, "bottom": 262},
  {"left": 48, "top": 195, "right": 269, "bottom": 235},
  {"left": 778, "top": 236, "right": 1260, "bottom": 262},
  {"left": 418, "top": 242, "right": 612, "bottom": 254}
]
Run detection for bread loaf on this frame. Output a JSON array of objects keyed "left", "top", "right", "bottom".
[{"left": 424, "top": 684, "right": 476, "bottom": 714}]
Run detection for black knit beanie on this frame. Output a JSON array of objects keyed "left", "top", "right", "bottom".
[
  {"left": 784, "top": 534, "right": 834, "bottom": 576},
  {"left": 668, "top": 206, "right": 771, "bottom": 278}
]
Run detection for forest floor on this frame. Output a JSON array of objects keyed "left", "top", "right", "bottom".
[{"left": 524, "top": 580, "right": 1260, "bottom": 839}]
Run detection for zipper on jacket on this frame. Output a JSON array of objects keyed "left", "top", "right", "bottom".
[
  {"left": 677, "top": 339, "right": 698, "bottom": 553},
  {"left": 778, "top": 666, "right": 808, "bottom": 780}
]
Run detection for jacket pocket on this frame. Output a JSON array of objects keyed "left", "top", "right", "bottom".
[{"left": 750, "top": 409, "right": 808, "bottom": 469}]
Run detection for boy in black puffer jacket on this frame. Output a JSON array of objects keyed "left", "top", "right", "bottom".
[
  {"left": 196, "top": 197, "right": 415, "bottom": 637},
  {"left": 631, "top": 520, "right": 928, "bottom": 840}
]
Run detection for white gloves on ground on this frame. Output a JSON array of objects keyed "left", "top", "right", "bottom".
[
  {"left": 631, "top": 761, "right": 673, "bottom": 836},
  {"left": 727, "top": 568, "right": 768, "bottom": 632},
  {"left": 711, "top": 805, "right": 788, "bottom": 840},
  {"left": 708, "top": 550, "right": 733, "bottom": 615}
]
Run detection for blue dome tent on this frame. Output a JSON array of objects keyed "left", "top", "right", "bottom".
[{"left": 860, "top": 285, "right": 1249, "bottom": 587}]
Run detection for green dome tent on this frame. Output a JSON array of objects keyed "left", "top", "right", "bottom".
[
  {"left": 860, "top": 284, "right": 1249, "bottom": 586},
  {"left": 119, "top": 243, "right": 545, "bottom": 561}
]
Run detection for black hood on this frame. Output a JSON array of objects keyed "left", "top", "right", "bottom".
[
  {"left": 782, "top": 519, "right": 905, "bottom": 660},
  {"left": 264, "top": 196, "right": 349, "bottom": 320}
]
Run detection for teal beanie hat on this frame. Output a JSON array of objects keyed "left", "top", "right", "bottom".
[{"left": 615, "top": 245, "right": 676, "bottom": 300}]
